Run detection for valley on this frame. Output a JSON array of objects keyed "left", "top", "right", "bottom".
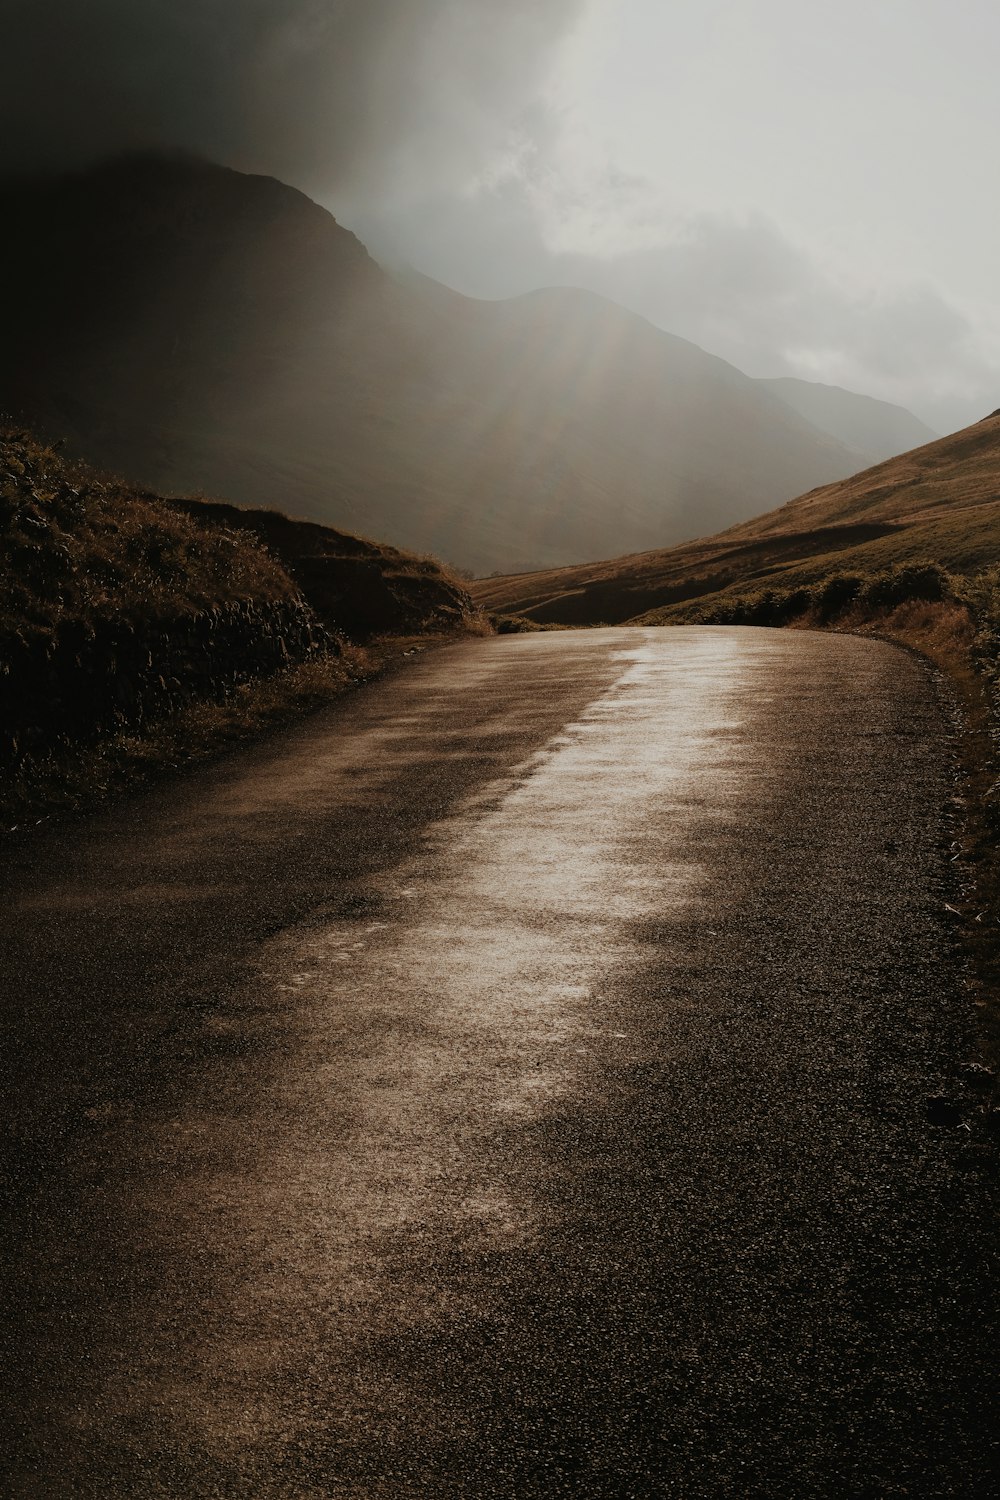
[
  {"left": 472, "top": 413, "right": 1000, "bottom": 625},
  {"left": 0, "top": 154, "right": 913, "bottom": 578}
]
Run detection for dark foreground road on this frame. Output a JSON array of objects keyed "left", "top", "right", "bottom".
[{"left": 1, "top": 628, "right": 995, "bottom": 1498}]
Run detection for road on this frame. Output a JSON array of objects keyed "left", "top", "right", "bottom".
[{"left": 0, "top": 627, "right": 995, "bottom": 1498}]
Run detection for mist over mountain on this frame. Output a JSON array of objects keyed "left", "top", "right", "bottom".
[
  {"left": 757, "top": 378, "right": 939, "bottom": 466},
  {"left": 3, "top": 2, "right": 998, "bottom": 439},
  {"left": 0, "top": 155, "right": 871, "bottom": 574}
]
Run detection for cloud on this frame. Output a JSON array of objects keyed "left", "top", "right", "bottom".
[
  {"left": 360, "top": 171, "right": 1000, "bottom": 431},
  {"left": 3, "top": 2, "right": 994, "bottom": 430},
  {"left": 575, "top": 220, "right": 1000, "bottom": 429},
  {"left": 0, "top": 1, "right": 584, "bottom": 203}
]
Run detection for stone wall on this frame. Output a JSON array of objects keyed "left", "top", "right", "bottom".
[{"left": 1, "top": 597, "right": 334, "bottom": 766}]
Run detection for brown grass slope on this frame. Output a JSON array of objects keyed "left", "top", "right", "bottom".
[
  {"left": 0, "top": 428, "right": 476, "bottom": 824},
  {"left": 167, "top": 495, "right": 476, "bottom": 639},
  {"left": 471, "top": 413, "right": 1000, "bottom": 625},
  {"left": 0, "top": 154, "right": 867, "bottom": 576},
  {"left": 0, "top": 428, "right": 320, "bottom": 811},
  {"left": 0, "top": 432, "right": 299, "bottom": 643}
]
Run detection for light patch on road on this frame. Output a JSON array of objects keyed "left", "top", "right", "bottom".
[
  {"left": 104, "top": 629, "right": 769, "bottom": 1453},
  {"left": 243, "top": 630, "right": 751, "bottom": 1327}
]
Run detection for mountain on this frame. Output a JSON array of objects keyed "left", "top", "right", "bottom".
[
  {"left": 1, "top": 154, "right": 868, "bottom": 575},
  {"left": 471, "top": 414, "right": 1000, "bottom": 625},
  {"left": 759, "top": 377, "right": 938, "bottom": 464}
]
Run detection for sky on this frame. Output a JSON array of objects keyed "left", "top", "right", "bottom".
[
  {"left": 345, "top": 0, "right": 1000, "bottom": 433},
  {"left": 3, "top": 0, "right": 997, "bottom": 430}
]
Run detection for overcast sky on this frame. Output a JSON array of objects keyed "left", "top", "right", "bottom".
[
  {"left": 343, "top": 0, "right": 1000, "bottom": 432},
  {"left": 3, "top": 0, "right": 997, "bottom": 430}
]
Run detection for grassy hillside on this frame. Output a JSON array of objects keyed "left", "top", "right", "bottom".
[
  {"left": 168, "top": 496, "right": 475, "bottom": 639},
  {"left": 1, "top": 154, "right": 866, "bottom": 576},
  {"left": 0, "top": 429, "right": 477, "bottom": 825},
  {"left": 472, "top": 413, "right": 1000, "bottom": 626}
]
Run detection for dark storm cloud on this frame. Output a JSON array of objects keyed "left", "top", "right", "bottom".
[{"left": 0, "top": 0, "right": 582, "bottom": 197}]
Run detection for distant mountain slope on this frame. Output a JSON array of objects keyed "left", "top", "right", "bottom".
[
  {"left": 471, "top": 414, "right": 1000, "bottom": 625},
  {"left": 1, "top": 155, "right": 867, "bottom": 574},
  {"left": 758, "top": 377, "right": 938, "bottom": 464}
]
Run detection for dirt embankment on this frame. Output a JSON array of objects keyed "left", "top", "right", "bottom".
[
  {"left": 167, "top": 495, "right": 476, "bottom": 640},
  {"left": 1, "top": 429, "right": 481, "bottom": 826}
]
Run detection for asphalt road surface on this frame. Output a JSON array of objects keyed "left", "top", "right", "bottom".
[{"left": 1, "top": 627, "right": 995, "bottom": 1499}]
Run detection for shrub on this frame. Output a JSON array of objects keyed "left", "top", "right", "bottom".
[
  {"left": 816, "top": 573, "right": 864, "bottom": 621},
  {"left": 862, "top": 562, "right": 950, "bottom": 609},
  {"left": 686, "top": 561, "right": 960, "bottom": 630}
]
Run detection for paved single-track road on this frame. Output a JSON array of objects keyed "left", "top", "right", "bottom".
[{"left": 1, "top": 628, "right": 995, "bottom": 1498}]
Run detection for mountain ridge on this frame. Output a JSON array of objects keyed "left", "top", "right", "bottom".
[
  {"left": 2, "top": 153, "right": 874, "bottom": 574},
  {"left": 757, "top": 375, "right": 939, "bottom": 464}
]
